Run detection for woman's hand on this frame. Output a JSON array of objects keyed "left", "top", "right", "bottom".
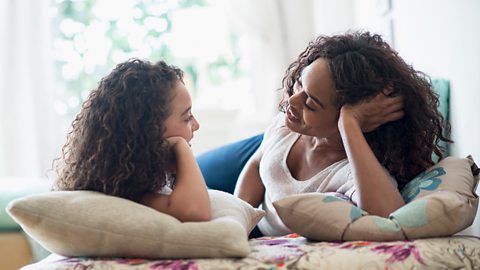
[{"left": 339, "top": 91, "right": 404, "bottom": 132}]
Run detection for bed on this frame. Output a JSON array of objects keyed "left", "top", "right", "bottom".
[
  {"left": 20, "top": 234, "right": 480, "bottom": 269},
  {"left": 8, "top": 136, "right": 480, "bottom": 270}
]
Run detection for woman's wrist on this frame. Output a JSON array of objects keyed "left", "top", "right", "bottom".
[{"left": 338, "top": 108, "right": 361, "bottom": 134}]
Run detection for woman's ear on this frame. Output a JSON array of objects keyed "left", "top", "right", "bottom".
[{"left": 382, "top": 83, "right": 395, "bottom": 97}]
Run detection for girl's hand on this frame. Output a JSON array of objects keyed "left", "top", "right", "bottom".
[
  {"left": 143, "top": 135, "right": 211, "bottom": 222},
  {"left": 166, "top": 136, "right": 187, "bottom": 147},
  {"left": 165, "top": 137, "right": 190, "bottom": 166},
  {"left": 339, "top": 90, "right": 404, "bottom": 132}
]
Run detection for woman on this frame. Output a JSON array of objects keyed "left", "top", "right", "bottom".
[{"left": 234, "top": 31, "right": 451, "bottom": 236}]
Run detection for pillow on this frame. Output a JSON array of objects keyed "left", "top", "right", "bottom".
[
  {"left": 0, "top": 178, "right": 51, "bottom": 230},
  {"left": 209, "top": 190, "right": 264, "bottom": 233},
  {"left": 401, "top": 155, "right": 477, "bottom": 202},
  {"left": 6, "top": 189, "right": 265, "bottom": 259},
  {"left": 273, "top": 156, "right": 479, "bottom": 241}
]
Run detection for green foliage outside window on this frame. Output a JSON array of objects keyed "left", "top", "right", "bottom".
[{"left": 52, "top": 0, "right": 244, "bottom": 118}]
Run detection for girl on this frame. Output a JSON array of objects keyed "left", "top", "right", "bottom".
[{"left": 54, "top": 58, "right": 211, "bottom": 222}]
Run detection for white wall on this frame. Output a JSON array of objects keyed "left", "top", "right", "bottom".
[
  {"left": 312, "top": 0, "right": 355, "bottom": 35},
  {"left": 392, "top": 0, "right": 480, "bottom": 161},
  {"left": 391, "top": 0, "right": 480, "bottom": 238}
]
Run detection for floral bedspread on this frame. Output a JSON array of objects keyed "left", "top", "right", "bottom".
[{"left": 22, "top": 234, "right": 480, "bottom": 270}]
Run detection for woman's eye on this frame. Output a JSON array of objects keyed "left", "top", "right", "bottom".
[
  {"left": 304, "top": 99, "right": 315, "bottom": 111},
  {"left": 304, "top": 102, "right": 314, "bottom": 111},
  {"left": 294, "top": 81, "right": 302, "bottom": 93}
]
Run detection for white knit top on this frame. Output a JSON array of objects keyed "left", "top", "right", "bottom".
[{"left": 257, "top": 113, "right": 359, "bottom": 236}]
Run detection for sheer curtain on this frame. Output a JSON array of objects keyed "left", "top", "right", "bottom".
[
  {"left": 0, "top": 0, "right": 56, "bottom": 179},
  {"left": 226, "top": 0, "right": 316, "bottom": 126},
  {"left": 192, "top": 0, "right": 315, "bottom": 154}
]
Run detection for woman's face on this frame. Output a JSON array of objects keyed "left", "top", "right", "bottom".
[{"left": 285, "top": 58, "right": 340, "bottom": 138}]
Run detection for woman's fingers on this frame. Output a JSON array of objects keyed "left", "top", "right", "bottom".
[
  {"left": 341, "top": 89, "right": 405, "bottom": 132},
  {"left": 383, "top": 98, "right": 404, "bottom": 114},
  {"left": 384, "top": 110, "right": 405, "bottom": 123}
]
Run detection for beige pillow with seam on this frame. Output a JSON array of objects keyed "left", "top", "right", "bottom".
[{"left": 6, "top": 189, "right": 265, "bottom": 258}]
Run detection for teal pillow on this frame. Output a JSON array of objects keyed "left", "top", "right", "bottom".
[
  {"left": 432, "top": 78, "right": 450, "bottom": 159},
  {"left": 432, "top": 78, "right": 450, "bottom": 124}
]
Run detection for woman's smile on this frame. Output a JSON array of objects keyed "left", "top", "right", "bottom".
[{"left": 286, "top": 107, "right": 301, "bottom": 124}]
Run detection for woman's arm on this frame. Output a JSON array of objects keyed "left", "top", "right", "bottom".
[
  {"left": 234, "top": 149, "right": 265, "bottom": 208},
  {"left": 338, "top": 93, "right": 405, "bottom": 217},
  {"left": 142, "top": 137, "right": 211, "bottom": 222}
]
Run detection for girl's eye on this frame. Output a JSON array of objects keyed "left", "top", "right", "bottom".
[{"left": 185, "top": 115, "right": 193, "bottom": 122}]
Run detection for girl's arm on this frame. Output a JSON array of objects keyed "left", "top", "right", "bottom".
[
  {"left": 142, "top": 137, "right": 211, "bottom": 222},
  {"left": 338, "top": 93, "right": 405, "bottom": 217},
  {"left": 234, "top": 149, "right": 265, "bottom": 208}
]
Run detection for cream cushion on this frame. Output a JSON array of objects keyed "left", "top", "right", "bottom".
[
  {"left": 6, "top": 189, "right": 264, "bottom": 258},
  {"left": 273, "top": 156, "right": 479, "bottom": 241}
]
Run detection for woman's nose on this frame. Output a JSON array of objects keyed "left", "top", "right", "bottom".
[{"left": 288, "top": 89, "right": 305, "bottom": 109}]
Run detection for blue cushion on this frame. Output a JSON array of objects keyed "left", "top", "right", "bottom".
[{"left": 196, "top": 134, "right": 263, "bottom": 194}]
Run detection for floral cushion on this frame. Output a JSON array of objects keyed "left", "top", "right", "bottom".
[
  {"left": 273, "top": 156, "right": 479, "bottom": 241},
  {"left": 401, "top": 155, "right": 478, "bottom": 202}
]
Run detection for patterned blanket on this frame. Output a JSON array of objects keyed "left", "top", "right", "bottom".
[{"left": 22, "top": 234, "right": 480, "bottom": 270}]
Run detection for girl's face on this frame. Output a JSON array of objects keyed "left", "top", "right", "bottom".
[
  {"left": 285, "top": 58, "right": 340, "bottom": 138},
  {"left": 163, "top": 81, "right": 200, "bottom": 143}
]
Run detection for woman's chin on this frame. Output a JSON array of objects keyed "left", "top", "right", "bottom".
[{"left": 285, "top": 119, "right": 302, "bottom": 133}]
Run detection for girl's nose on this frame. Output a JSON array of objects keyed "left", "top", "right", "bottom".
[{"left": 192, "top": 116, "right": 200, "bottom": 131}]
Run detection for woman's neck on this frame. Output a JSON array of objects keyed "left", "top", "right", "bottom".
[{"left": 302, "top": 132, "right": 345, "bottom": 154}]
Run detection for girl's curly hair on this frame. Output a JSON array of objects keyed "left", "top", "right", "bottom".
[
  {"left": 279, "top": 31, "right": 452, "bottom": 189},
  {"left": 54, "top": 58, "right": 184, "bottom": 202}
]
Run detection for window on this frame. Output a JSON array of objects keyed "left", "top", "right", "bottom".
[{"left": 52, "top": 0, "right": 250, "bottom": 119}]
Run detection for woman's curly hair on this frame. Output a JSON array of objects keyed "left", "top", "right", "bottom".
[
  {"left": 279, "top": 31, "right": 452, "bottom": 189},
  {"left": 54, "top": 58, "right": 184, "bottom": 202}
]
